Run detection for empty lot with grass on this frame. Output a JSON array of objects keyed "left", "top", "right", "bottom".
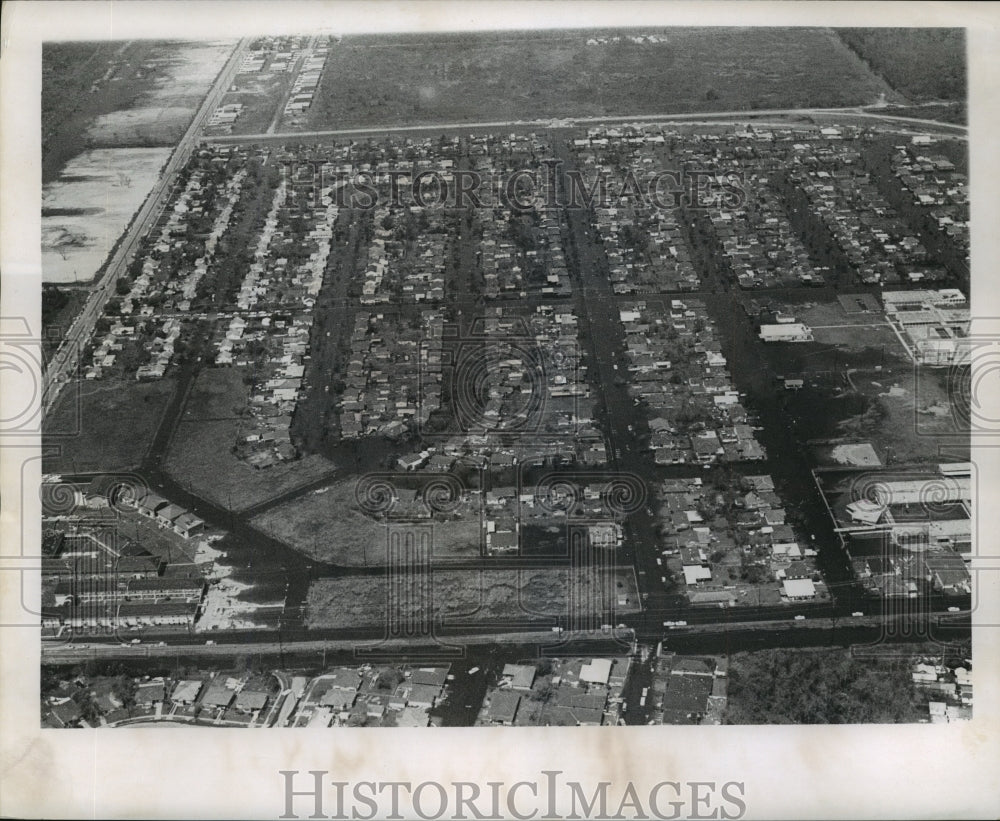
[
  {"left": 251, "top": 478, "right": 484, "bottom": 565},
  {"left": 305, "top": 567, "right": 640, "bottom": 629},
  {"left": 164, "top": 367, "right": 336, "bottom": 511},
  {"left": 43, "top": 378, "right": 175, "bottom": 474},
  {"left": 301, "top": 28, "right": 896, "bottom": 131}
]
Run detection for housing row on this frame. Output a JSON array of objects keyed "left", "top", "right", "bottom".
[
  {"left": 84, "top": 149, "right": 255, "bottom": 381},
  {"left": 619, "top": 299, "right": 765, "bottom": 465},
  {"left": 338, "top": 310, "right": 444, "bottom": 440},
  {"left": 673, "top": 135, "right": 825, "bottom": 289},
  {"left": 482, "top": 483, "right": 625, "bottom": 556},
  {"left": 788, "top": 140, "right": 948, "bottom": 285},
  {"left": 478, "top": 657, "right": 631, "bottom": 726},
  {"left": 575, "top": 139, "right": 702, "bottom": 293},
  {"left": 360, "top": 203, "right": 448, "bottom": 304},
  {"left": 431, "top": 304, "right": 607, "bottom": 470},
  {"left": 215, "top": 176, "right": 336, "bottom": 467},
  {"left": 891, "top": 138, "right": 968, "bottom": 261},
  {"left": 657, "top": 474, "right": 826, "bottom": 608},
  {"left": 40, "top": 526, "right": 207, "bottom": 636},
  {"left": 468, "top": 134, "right": 572, "bottom": 297},
  {"left": 283, "top": 41, "right": 329, "bottom": 116},
  {"left": 238, "top": 35, "right": 313, "bottom": 74}
]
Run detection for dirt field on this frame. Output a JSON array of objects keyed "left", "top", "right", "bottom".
[
  {"left": 302, "top": 28, "right": 896, "bottom": 131},
  {"left": 164, "top": 368, "right": 336, "bottom": 511},
  {"left": 844, "top": 365, "right": 968, "bottom": 464},
  {"left": 304, "top": 567, "right": 640, "bottom": 629},
  {"left": 42, "top": 147, "right": 172, "bottom": 284},
  {"left": 251, "top": 479, "right": 483, "bottom": 565},
  {"left": 85, "top": 41, "right": 234, "bottom": 146},
  {"left": 42, "top": 378, "right": 175, "bottom": 474},
  {"left": 42, "top": 40, "right": 233, "bottom": 183}
]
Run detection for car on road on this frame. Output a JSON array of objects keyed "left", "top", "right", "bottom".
[
  {"left": 794, "top": 615, "right": 806, "bottom": 621},
  {"left": 947, "top": 606, "right": 961, "bottom": 613},
  {"left": 851, "top": 611, "right": 864, "bottom": 617}
]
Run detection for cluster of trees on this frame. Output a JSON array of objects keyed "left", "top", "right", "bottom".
[
  {"left": 838, "top": 28, "right": 966, "bottom": 103},
  {"left": 726, "top": 648, "right": 924, "bottom": 724},
  {"left": 42, "top": 285, "right": 70, "bottom": 326}
]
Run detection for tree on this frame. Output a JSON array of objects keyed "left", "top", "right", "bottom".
[
  {"left": 112, "top": 675, "right": 137, "bottom": 710},
  {"left": 375, "top": 668, "right": 404, "bottom": 691}
]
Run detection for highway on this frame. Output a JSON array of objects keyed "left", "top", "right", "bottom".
[
  {"left": 39, "top": 607, "right": 971, "bottom": 666},
  {"left": 42, "top": 37, "right": 251, "bottom": 414},
  {"left": 203, "top": 104, "right": 968, "bottom": 146}
]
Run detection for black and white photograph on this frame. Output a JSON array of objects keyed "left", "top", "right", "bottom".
[{"left": 1, "top": 2, "right": 998, "bottom": 818}]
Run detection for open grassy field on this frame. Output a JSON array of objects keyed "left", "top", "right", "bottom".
[
  {"left": 794, "top": 298, "right": 902, "bottom": 353},
  {"left": 304, "top": 567, "right": 640, "bottom": 629},
  {"left": 164, "top": 367, "right": 337, "bottom": 511},
  {"left": 42, "top": 378, "right": 175, "bottom": 474},
  {"left": 208, "top": 73, "right": 289, "bottom": 137},
  {"left": 301, "top": 28, "right": 896, "bottom": 131},
  {"left": 251, "top": 478, "right": 483, "bottom": 565}
]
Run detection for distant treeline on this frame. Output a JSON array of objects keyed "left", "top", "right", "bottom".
[{"left": 837, "top": 28, "right": 966, "bottom": 102}]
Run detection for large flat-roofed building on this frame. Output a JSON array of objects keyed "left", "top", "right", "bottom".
[
  {"left": 782, "top": 578, "right": 817, "bottom": 600},
  {"left": 759, "top": 322, "right": 814, "bottom": 342},
  {"left": 882, "top": 289, "right": 969, "bottom": 365}
]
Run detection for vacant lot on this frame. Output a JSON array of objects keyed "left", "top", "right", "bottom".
[
  {"left": 42, "top": 147, "right": 172, "bottom": 284},
  {"left": 305, "top": 567, "right": 640, "bottom": 629},
  {"left": 794, "top": 299, "right": 903, "bottom": 353},
  {"left": 753, "top": 295, "right": 966, "bottom": 464},
  {"left": 42, "top": 40, "right": 232, "bottom": 183},
  {"left": 209, "top": 73, "right": 289, "bottom": 137},
  {"left": 303, "top": 28, "right": 895, "bottom": 131},
  {"left": 165, "top": 368, "right": 336, "bottom": 511},
  {"left": 43, "top": 378, "right": 175, "bottom": 473},
  {"left": 844, "top": 365, "right": 968, "bottom": 464},
  {"left": 252, "top": 478, "right": 483, "bottom": 566}
]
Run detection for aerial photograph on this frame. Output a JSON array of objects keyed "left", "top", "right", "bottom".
[{"left": 37, "top": 25, "right": 973, "bottom": 730}]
